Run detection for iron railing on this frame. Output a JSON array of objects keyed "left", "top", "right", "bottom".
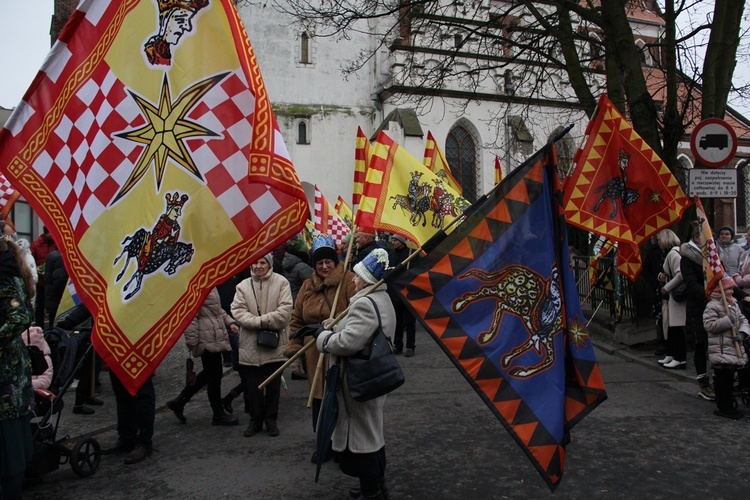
[{"left": 571, "top": 255, "right": 637, "bottom": 321}]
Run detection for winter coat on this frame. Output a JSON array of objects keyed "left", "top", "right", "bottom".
[
  {"left": 44, "top": 249, "right": 68, "bottom": 317},
  {"left": 352, "top": 240, "right": 379, "bottom": 267},
  {"left": 184, "top": 288, "right": 236, "bottom": 357},
  {"left": 680, "top": 241, "right": 707, "bottom": 321},
  {"left": 717, "top": 240, "right": 743, "bottom": 276},
  {"left": 284, "top": 262, "right": 357, "bottom": 400},
  {"left": 231, "top": 269, "right": 292, "bottom": 367},
  {"left": 703, "top": 298, "right": 749, "bottom": 367},
  {"left": 316, "top": 283, "right": 396, "bottom": 454},
  {"left": 21, "top": 326, "right": 52, "bottom": 391},
  {"left": 661, "top": 246, "right": 686, "bottom": 327},
  {"left": 0, "top": 271, "right": 33, "bottom": 420},
  {"left": 734, "top": 250, "right": 750, "bottom": 294},
  {"left": 282, "top": 252, "right": 312, "bottom": 301}
]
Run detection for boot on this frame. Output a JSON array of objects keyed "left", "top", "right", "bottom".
[
  {"left": 697, "top": 374, "right": 715, "bottom": 401},
  {"left": 212, "top": 411, "right": 239, "bottom": 426},
  {"left": 714, "top": 369, "right": 743, "bottom": 419},
  {"left": 167, "top": 390, "right": 191, "bottom": 423},
  {"left": 221, "top": 384, "right": 244, "bottom": 414}
]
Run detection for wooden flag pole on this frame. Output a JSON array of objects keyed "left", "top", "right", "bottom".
[
  {"left": 718, "top": 283, "right": 744, "bottom": 357},
  {"left": 259, "top": 215, "right": 467, "bottom": 391},
  {"left": 306, "top": 226, "right": 357, "bottom": 408}
]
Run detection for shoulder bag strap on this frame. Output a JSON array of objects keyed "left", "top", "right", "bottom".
[
  {"left": 250, "top": 281, "right": 264, "bottom": 329},
  {"left": 364, "top": 296, "right": 382, "bottom": 331}
]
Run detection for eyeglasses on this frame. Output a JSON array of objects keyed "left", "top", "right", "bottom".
[{"left": 316, "top": 259, "right": 335, "bottom": 268}]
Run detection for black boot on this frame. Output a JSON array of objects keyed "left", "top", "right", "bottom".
[
  {"left": 221, "top": 384, "right": 244, "bottom": 414},
  {"left": 212, "top": 411, "right": 239, "bottom": 426},
  {"left": 167, "top": 390, "right": 191, "bottom": 423}
]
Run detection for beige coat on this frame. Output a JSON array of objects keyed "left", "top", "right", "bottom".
[
  {"left": 317, "top": 284, "right": 396, "bottom": 454},
  {"left": 661, "top": 246, "right": 686, "bottom": 328},
  {"left": 231, "top": 270, "right": 292, "bottom": 367}
]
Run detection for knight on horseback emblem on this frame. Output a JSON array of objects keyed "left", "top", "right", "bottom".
[{"left": 114, "top": 192, "right": 195, "bottom": 300}]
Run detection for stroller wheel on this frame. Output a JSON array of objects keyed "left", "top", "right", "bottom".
[{"left": 70, "top": 437, "right": 101, "bottom": 477}]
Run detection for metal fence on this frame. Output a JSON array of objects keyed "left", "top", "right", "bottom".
[{"left": 571, "top": 255, "right": 638, "bottom": 322}]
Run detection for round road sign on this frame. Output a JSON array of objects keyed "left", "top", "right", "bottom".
[{"left": 690, "top": 117, "right": 737, "bottom": 167}]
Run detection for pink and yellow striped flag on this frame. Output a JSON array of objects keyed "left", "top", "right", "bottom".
[
  {"left": 0, "top": 0, "right": 308, "bottom": 394},
  {"left": 423, "top": 131, "right": 463, "bottom": 195}
]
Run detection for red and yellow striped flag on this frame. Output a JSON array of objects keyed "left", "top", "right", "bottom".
[
  {"left": 356, "top": 131, "right": 468, "bottom": 246},
  {"left": 494, "top": 155, "right": 503, "bottom": 185},
  {"left": 423, "top": 131, "right": 463, "bottom": 195},
  {"left": 353, "top": 127, "right": 371, "bottom": 212}
]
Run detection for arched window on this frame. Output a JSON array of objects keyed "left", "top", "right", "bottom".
[
  {"left": 297, "top": 119, "right": 309, "bottom": 144},
  {"left": 300, "top": 33, "right": 311, "bottom": 64},
  {"left": 445, "top": 123, "right": 480, "bottom": 202}
]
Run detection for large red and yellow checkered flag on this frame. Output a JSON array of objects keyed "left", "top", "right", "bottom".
[
  {"left": 0, "top": 0, "right": 308, "bottom": 394},
  {"left": 353, "top": 126, "right": 371, "bottom": 212},
  {"left": 356, "top": 131, "right": 468, "bottom": 246},
  {"left": 562, "top": 94, "right": 690, "bottom": 281},
  {"left": 423, "top": 131, "right": 463, "bottom": 195},
  {"left": 314, "top": 185, "right": 351, "bottom": 247}
]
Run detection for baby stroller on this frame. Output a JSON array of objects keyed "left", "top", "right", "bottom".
[{"left": 25, "top": 326, "right": 102, "bottom": 478}]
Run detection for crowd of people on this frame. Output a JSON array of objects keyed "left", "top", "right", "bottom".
[
  {"left": 649, "top": 222, "right": 750, "bottom": 420},
  {"left": 0, "top": 222, "right": 419, "bottom": 499}
]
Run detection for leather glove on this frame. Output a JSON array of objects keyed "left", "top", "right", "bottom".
[{"left": 290, "top": 323, "right": 322, "bottom": 340}]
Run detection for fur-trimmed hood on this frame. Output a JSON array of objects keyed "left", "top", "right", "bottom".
[{"left": 679, "top": 241, "right": 703, "bottom": 266}]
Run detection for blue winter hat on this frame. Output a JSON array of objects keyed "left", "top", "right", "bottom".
[
  {"left": 311, "top": 232, "right": 338, "bottom": 265},
  {"left": 353, "top": 248, "right": 389, "bottom": 284}
]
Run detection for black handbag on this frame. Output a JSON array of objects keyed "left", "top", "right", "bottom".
[
  {"left": 346, "top": 297, "right": 405, "bottom": 402},
  {"left": 250, "top": 280, "right": 280, "bottom": 349},
  {"left": 26, "top": 330, "right": 49, "bottom": 376},
  {"left": 257, "top": 329, "right": 280, "bottom": 348},
  {"left": 671, "top": 282, "right": 688, "bottom": 303}
]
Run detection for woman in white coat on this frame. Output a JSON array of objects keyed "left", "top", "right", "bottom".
[
  {"left": 656, "top": 229, "right": 687, "bottom": 369},
  {"left": 316, "top": 248, "right": 396, "bottom": 500},
  {"left": 231, "top": 253, "right": 292, "bottom": 438}
]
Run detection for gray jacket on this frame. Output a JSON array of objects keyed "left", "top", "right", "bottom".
[
  {"left": 703, "top": 298, "right": 749, "bottom": 367},
  {"left": 317, "top": 284, "right": 396, "bottom": 454}
]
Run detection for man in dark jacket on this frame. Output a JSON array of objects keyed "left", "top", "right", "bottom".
[
  {"left": 30, "top": 226, "right": 56, "bottom": 326},
  {"left": 680, "top": 221, "right": 714, "bottom": 401},
  {"left": 44, "top": 247, "right": 68, "bottom": 329},
  {"left": 387, "top": 234, "right": 417, "bottom": 356},
  {"left": 352, "top": 231, "right": 378, "bottom": 267}
]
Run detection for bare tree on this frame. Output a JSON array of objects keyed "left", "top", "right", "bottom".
[{"left": 270, "top": 0, "right": 748, "bottom": 174}]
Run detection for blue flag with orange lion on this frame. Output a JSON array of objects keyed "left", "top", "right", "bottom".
[{"left": 387, "top": 140, "right": 607, "bottom": 490}]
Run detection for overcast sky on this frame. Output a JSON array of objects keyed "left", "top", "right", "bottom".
[
  {"left": 0, "top": 1, "right": 54, "bottom": 109},
  {"left": 0, "top": 1, "right": 748, "bottom": 116}
]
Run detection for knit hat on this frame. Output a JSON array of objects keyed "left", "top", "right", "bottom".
[
  {"left": 353, "top": 248, "right": 389, "bottom": 284},
  {"left": 392, "top": 234, "right": 406, "bottom": 245},
  {"left": 311, "top": 233, "right": 338, "bottom": 265},
  {"left": 287, "top": 232, "right": 307, "bottom": 252},
  {"left": 719, "top": 226, "right": 735, "bottom": 239},
  {"left": 711, "top": 274, "right": 736, "bottom": 298},
  {"left": 261, "top": 253, "right": 273, "bottom": 266}
]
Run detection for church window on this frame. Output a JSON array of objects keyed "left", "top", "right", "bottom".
[
  {"left": 300, "top": 33, "right": 311, "bottom": 64},
  {"left": 297, "top": 119, "right": 310, "bottom": 144},
  {"left": 446, "top": 123, "right": 480, "bottom": 202}
]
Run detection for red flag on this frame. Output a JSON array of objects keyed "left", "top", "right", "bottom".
[
  {"left": 0, "top": 0, "right": 308, "bottom": 394},
  {"left": 0, "top": 174, "right": 20, "bottom": 221},
  {"left": 313, "top": 185, "right": 350, "bottom": 247},
  {"left": 353, "top": 127, "right": 370, "bottom": 212},
  {"left": 494, "top": 155, "right": 503, "bottom": 185},
  {"left": 562, "top": 94, "right": 691, "bottom": 281},
  {"left": 694, "top": 196, "right": 726, "bottom": 297}
]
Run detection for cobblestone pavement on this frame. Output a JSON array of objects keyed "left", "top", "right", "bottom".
[{"left": 22, "top": 316, "right": 750, "bottom": 499}]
